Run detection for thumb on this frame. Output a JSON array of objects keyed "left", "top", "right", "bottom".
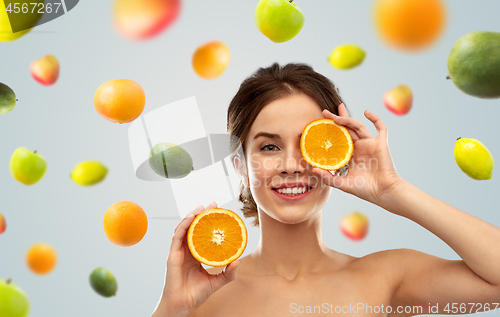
[{"left": 209, "top": 260, "right": 239, "bottom": 292}]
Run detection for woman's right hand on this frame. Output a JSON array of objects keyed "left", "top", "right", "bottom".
[{"left": 153, "top": 202, "right": 239, "bottom": 316}]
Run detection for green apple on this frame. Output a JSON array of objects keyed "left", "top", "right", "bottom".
[
  {"left": 0, "top": 83, "right": 17, "bottom": 115},
  {"left": 0, "top": 278, "right": 30, "bottom": 317},
  {"left": 255, "top": 0, "right": 305, "bottom": 43},
  {"left": 10, "top": 147, "right": 47, "bottom": 185}
]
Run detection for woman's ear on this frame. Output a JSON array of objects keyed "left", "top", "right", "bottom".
[{"left": 234, "top": 156, "right": 249, "bottom": 188}]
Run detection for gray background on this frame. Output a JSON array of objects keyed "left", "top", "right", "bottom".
[{"left": 1, "top": 0, "right": 499, "bottom": 316}]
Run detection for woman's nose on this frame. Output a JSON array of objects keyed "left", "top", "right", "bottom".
[{"left": 279, "top": 149, "right": 308, "bottom": 174}]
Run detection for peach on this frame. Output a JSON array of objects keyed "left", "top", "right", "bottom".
[
  {"left": 383, "top": 84, "right": 413, "bottom": 116},
  {"left": 113, "top": 0, "right": 181, "bottom": 40},
  {"left": 0, "top": 213, "right": 5, "bottom": 235},
  {"left": 340, "top": 211, "right": 368, "bottom": 241},
  {"left": 30, "top": 54, "right": 59, "bottom": 86}
]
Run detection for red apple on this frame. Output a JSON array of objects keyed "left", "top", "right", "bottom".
[
  {"left": 30, "top": 55, "right": 59, "bottom": 86},
  {"left": 340, "top": 211, "right": 368, "bottom": 241},
  {"left": 383, "top": 84, "right": 412, "bottom": 116},
  {"left": 0, "top": 213, "right": 6, "bottom": 235},
  {"left": 113, "top": 0, "right": 181, "bottom": 40}
]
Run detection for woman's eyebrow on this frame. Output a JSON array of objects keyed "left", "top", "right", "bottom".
[{"left": 253, "top": 132, "right": 281, "bottom": 140}]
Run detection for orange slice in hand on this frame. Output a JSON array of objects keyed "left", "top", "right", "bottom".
[
  {"left": 300, "top": 118, "right": 353, "bottom": 170},
  {"left": 187, "top": 208, "right": 247, "bottom": 267}
]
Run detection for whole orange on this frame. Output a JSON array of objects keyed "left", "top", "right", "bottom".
[
  {"left": 192, "top": 41, "right": 231, "bottom": 79},
  {"left": 26, "top": 243, "right": 57, "bottom": 275},
  {"left": 103, "top": 201, "right": 148, "bottom": 247},
  {"left": 94, "top": 79, "right": 146, "bottom": 123},
  {"left": 374, "top": 0, "right": 446, "bottom": 51}
]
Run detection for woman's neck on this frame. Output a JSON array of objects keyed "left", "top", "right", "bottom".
[{"left": 249, "top": 209, "right": 335, "bottom": 281}]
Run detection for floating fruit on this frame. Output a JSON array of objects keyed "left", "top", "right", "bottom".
[
  {"left": 373, "top": 0, "right": 446, "bottom": 51},
  {"left": 26, "top": 243, "right": 57, "bottom": 275},
  {"left": 254, "top": 0, "right": 305, "bottom": 43},
  {"left": 71, "top": 161, "right": 108, "bottom": 186},
  {"left": 0, "top": 83, "right": 17, "bottom": 115},
  {"left": 454, "top": 137, "right": 494, "bottom": 181},
  {"left": 89, "top": 267, "right": 118, "bottom": 297},
  {"left": 300, "top": 119, "right": 353, "bottom": 170},
  {"left": 10, "top": 147, "right": 47, "bottom": 186},
  {"left": 187, "top": 208, "right": 247, "bottom": 267},
  {"left": 94, "top": 79, "right": 146, "bottom": 124},
  {"left": 0, "top": 0, "right": 44, "bottom": 42},
  {"left": 0, "top": 278, "right": 30, "bottom": 317},
  {"left": 383, "top": 84, "right": 413, "bottom": 116},
  {"left": 0, "top": 213, "right": 6, "bottom": 235},
  {"left": 328, "top": 44, "right": 366, "bottom": 70},
  {"left": 103, "top": 201, "right": 148, "bottom": 247},
  {"left": 30, "top": 54, "right": 60, "bottom": 86},
  {"left": 447, "top": 31, "right": 500, "bottom": 99},
  {"left": 192, "top": 41, "right": 230, "bottom": 79},
  {"left": 340, "top": 211, "right": 369, "bottom": 241},
  {"left": 148, "top": 142, "right": 193, "bottom": 179},
  {"left": 113, "top": 0, "right": 181, "bottom": 40}
]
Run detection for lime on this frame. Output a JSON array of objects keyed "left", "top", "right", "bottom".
[
  {"left": 89, "top": 267, "right": 117, "bottom": 297},
  {"left": 70, "top": 161, "right": 108, "bottom": 186},
  {"left": 0, "top": 83, "right": 17, "bottom": 115},
  {"left": 328, "top": 44, "right": 366, "bottom": 70},
  {"left": 148, "top": 142, "right": 193, "bottom": 179},
  {"left": 454, "top": 137, "right": 494, "bottom": 180}
]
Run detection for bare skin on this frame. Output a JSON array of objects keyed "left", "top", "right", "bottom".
[{"left": 153, "top": 94, "right": 500, "bottom": 317}]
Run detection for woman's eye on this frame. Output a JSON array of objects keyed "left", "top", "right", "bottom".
[{"left": 261, "top": 144, "right": 280, "bottom": 151}]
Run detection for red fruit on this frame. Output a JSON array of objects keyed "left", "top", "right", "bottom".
[
  {"left": 0, "top": 213, "right": 6, "bottom": 235},
  {"left": 30, "top": 54, "right": 60, "bottom": 86},
  {"left": 384, "top": 84, "right": 413, "bottom": 116},
  {"left": 340, "top": 211, "right": 368, "bottom": 241}
]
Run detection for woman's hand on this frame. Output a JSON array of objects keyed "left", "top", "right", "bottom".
[
  {"left": 153, "top": 202, "right": 239, "bottom": 316},
  {"left": 312, "top": 103, "right": 405, "bottom": 207}
]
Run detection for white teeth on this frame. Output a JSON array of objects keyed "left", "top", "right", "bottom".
[{"left": 276, "top": 186, "right": 309, "bottom": 195}]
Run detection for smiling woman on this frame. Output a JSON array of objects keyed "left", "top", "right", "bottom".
[{"left": 152, "top": 63, "right": 500, "bottom": 317}]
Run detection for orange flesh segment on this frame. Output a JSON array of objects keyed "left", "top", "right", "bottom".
[{"left": 303, "top": 122, "right": 351, "bottom": 166}]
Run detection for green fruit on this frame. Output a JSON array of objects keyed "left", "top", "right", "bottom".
[
  {"left": 0, "top": 0, "right": 44, "bottom": 42},
  {"left": 328, "top": 44, "right": 366, "bottom": 70},
  {"left": 454, "top": 137, "right": 494, "bottom": 181},
  {"left": 254, "top": 0, "right": 305, "bottom": 43},
  {"left": 447, "top": 31, "right": 500, "bottom": 99},
  {"left": 148, "top": 142, "right": 193, "bottom": 179},
  {"left": 0, "top": 83, "right": 17, "bottom": 114},
  {"left": 10, "top": 147, "right": 47, "bottom": 185},
  {"left": 70, "top": 161, "right": 108, "bottom": 186},
  {"left": 0, "top": 278, "right": 30, "bottom": 317},
  {"left": 89, "top": 267, "right": 117, "bottom": 297}
]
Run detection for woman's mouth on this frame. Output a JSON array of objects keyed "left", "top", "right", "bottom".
[{"left": 271, "top": 185, "right": 313, "bottom": 200}]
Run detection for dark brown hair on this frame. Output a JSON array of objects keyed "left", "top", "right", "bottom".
[{"left": 227, "top": 62, "right": 348, "bottom": 226}]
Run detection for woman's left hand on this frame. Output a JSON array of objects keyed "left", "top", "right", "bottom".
[{"left": 312, "top": 103, "right": 404, "bottom": 207}]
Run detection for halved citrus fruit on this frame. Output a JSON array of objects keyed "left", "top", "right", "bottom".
[
  {"left": 300, "top": 118, "right": 353, "bottom": 170},
  {"left": 187, "top": 208, "right": 247, "bottom": 267}
]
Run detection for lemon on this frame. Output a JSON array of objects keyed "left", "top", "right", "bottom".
[
  {"left": 148, "top": 142, "right": 193, "bottom": 179},
  {"left": 328, "top": 44, "right": 366, "bottom": 70},
  {"left": 454, "top": 137, "right": 494, "bottom": 180},
  {"left": 70, "top": 161, "right": 108, "bottom": 186},
  {"left": 0, "top": 0, "right": 44, "bottom": 42}
]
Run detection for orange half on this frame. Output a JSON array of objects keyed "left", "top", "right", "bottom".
[
  {"left": 300, "top": 118, "right": 353, "bottom": 170},
  {"left": 187, "top": 208, "right": 247, "bottom": 267}
]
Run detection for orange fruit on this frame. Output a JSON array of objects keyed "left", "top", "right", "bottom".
[
  {"left": 300, "top": 118, "right": 353, "bottom": 170},
  {"left": 94, "top": 79, "right": 146, "bottom": 123},
  {"left": 187, "top": 208, "right": 247, "bottom": 267},
  {"left": 103, "top": 201, "right": 148, "bottom": 247},
  {"left": 374, "top": 0, "right": 446, "bottom": 51},
  {"left": 26, "top": 243, "right": 57, "bottom": 275},
  {"left": 192, "top": 41, "right": 230, "bottom": 79}
]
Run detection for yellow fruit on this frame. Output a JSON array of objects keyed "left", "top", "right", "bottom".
[
  {"left": 71, "top": 161, "right": 108, "bottom": 186},
  {"left": 94, "top": 79, "right": 146, "bottom": 124},
  {"left": 300, "top": 118, "right": 353, "bottom": 170},
  {"left": 328, "top": 44, "right": 366, "bottom": 70},
  {"left": 26, "top": 243, "right": 57, "bottom": 275},
  {"left": 103, "top": 201, "right": 148, "bottom": 246},
  {"left": 0, "top": 0, "right": 44, "bottom": 42},
  {"left": 187, "top": 208, "right": 247, "bottom": 267},
  {"left": 454, "top": 137, "right": 494, "bottom": 181}
]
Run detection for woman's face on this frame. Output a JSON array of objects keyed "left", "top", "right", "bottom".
[{"left": 242, "top": 93, "right": 332, "bottom": 224}]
